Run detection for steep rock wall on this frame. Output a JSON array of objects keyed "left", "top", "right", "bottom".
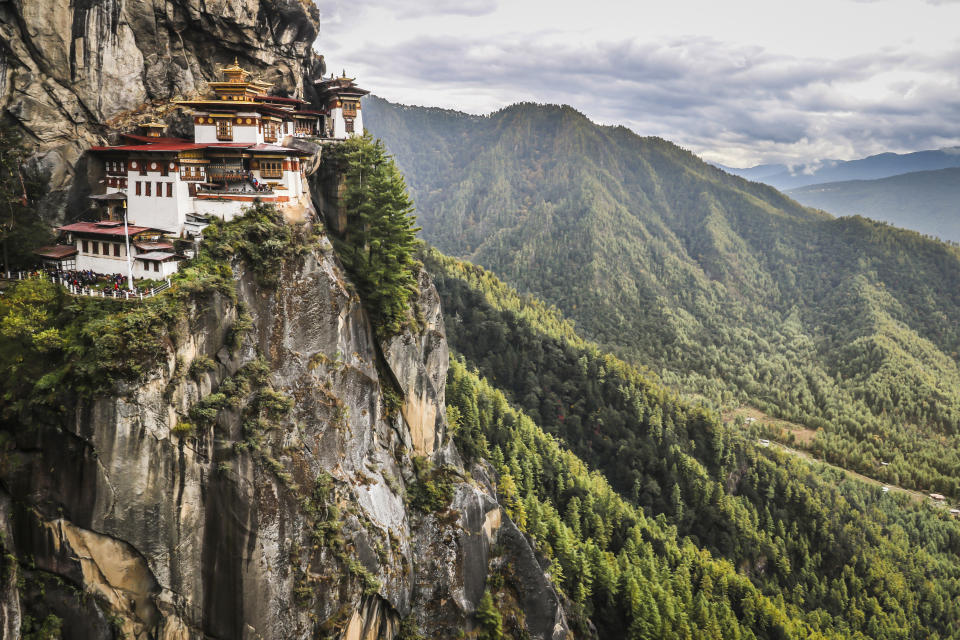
[
  {"left": 0, "top": 228, "right": 572, "bottom": 639},
  {"left": 0, "top": 0, "right": 324, "bottom": 221}
]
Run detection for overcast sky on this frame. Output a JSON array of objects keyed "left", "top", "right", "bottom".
[{"left": 314, "top": 0, "right": 960, "bottom": 167}]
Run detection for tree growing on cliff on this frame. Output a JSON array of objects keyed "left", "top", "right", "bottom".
[
  {"left": 0, "top": 122, "right": 51, "bottom": 275},
  {"left": 333, "top": 132, "right": 420, "bottom": 337}
]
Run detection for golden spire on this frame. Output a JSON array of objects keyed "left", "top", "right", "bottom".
[{"left": 221, "top": 57, "right": 250, "bottom": 83}]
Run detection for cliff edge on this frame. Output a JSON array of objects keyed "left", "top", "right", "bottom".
[{"left": 0, "top": 210, "right": 571, "bottom": 639}]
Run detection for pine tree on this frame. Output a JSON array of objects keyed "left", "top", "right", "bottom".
[
  {"left": 0, "top": 123, "right": 51, "bottom": 274},
  {"left": 476, "top": 589, "right": 504, "bottom": 640},
  {"left": 332, "top": 132, "right": 421, "bottom": 337}
]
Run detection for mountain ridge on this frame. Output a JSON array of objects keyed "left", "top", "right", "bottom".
[
  {"left": 363, "top": 94, "right": 960, "bottom": 500},
  {"left": 721, "top": 146, "right": 960, "bottom": 190},
  {"left": 787, "top": 167, "right": 960, "bottom": 242}
]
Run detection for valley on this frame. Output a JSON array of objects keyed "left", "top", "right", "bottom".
[
  {"left": 365, "top": 95, "right": 960, "bottom": 502},
  {"left": 3, "top": 0, "right": 959, "bottom": 634},
  {"left": 723, "top": 406, "right": 931, "bottom": 504}
]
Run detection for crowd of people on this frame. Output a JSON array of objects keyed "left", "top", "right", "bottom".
[
  {"left": 203, "top": 169, "right": 272, "bottom": 193},
  {"left": 47, "top": 268, "right": 148, "bottom": 293}
]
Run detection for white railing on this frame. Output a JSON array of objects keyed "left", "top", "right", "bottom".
[{"left": 2, "top": 271, "right": 172, "bottom": 301}]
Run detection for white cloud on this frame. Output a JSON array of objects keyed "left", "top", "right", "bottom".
[{"left": 315, "top": 0, "right": 960, "bottom": 166}]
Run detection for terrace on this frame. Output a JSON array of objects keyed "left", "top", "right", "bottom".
[{"left": 198, "top": 162, "right": 274, "bottom": 195}]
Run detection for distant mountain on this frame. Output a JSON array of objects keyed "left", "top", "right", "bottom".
[
  {"left": 714, "top": 162, "right": 789, "bottom": 182},
  {"left": 723, "top": 148, "right": 960, "bottom": 190},
  {"left": 362, "top": 94, "right": 960, "bottom": 501},
  {"left": 788, "top": 168, "right": 960, "bottom": 242}
]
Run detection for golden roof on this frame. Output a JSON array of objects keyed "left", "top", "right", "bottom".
[{"left": 220, "top": 57, "right": 251, "bottom": 81}]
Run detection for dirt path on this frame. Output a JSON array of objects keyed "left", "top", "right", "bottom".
[
  {"left": 724, "top": 407, "right": 936, "bottom": 506},
  {"left": 766, "top": 440, "right": 929, "bottom": 504}
]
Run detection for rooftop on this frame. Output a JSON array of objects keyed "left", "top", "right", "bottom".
[
  {"left": 120, "top": 134, "right": 191, "bottom": 144},
  {"left": 89, "top": 142, "right": 210, "bottom": 153},
  {"left": 136, "top": 251, "right": 179, "bottom": 261},
  {"left": 134, "top": 242, "right": 174, "bottom": 251},
  {"left": 33, "top": 245, "right": 78, "bottom": 259},
  {"left": 89, "top": 193, "right": 127, "bottom": 203},
  {"left": 255, "top": 94, "right": 306, "bottom": 104},
  {"left": 60, "top": 221, "right": 155, "bottom": 237}
]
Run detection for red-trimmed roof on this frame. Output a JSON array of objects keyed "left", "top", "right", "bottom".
[
  {"left": 176, "top": 101, "right": 295, "bottom": 117},
  {"left": 60, "top": 221, "right": 155, "bottom": 237},
  {"left": 90, "top": 142, "right": 208, "bottom": 152},
  {"left": 120, "top": 134, "right": 191, "bottom": 144},
  {"left": 90, "top": 142, "right": 253, "bottom": 153},
  {"left": 255, "top": 94, "right": 306, "bottom": 104},
  {"left": 293, "top": 110, "right": 325, "bottom": 116},
  {"left": 33, "top": 245, "right": 78, "bottom": 259}
]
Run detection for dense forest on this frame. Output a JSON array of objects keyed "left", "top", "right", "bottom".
[
  {"left": 364, "top": 96, "right": 960, "bottom": 500},
  {"left": 431, "top": 248, "right": 960, "bottom": 639}
]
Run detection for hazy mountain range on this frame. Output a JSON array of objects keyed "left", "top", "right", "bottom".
[
  {"left": 787, "top": 168, "right": 960, "bottom": 242},
  {"left": 718, "top": 147, "right": 960, "bottom": 191},
  {"left": 717, "top": 148, "right": 960, "bottom": 242}
]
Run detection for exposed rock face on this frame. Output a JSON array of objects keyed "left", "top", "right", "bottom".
[
  {"left": 0, "top": 1, "right": 575, "bottom": 634},
  {"left": 0, "top": 229, "right": 572, "bottom": 639},
  {"left": 382, "top": 269, "right": 449, "bottom": 457},
  {"left": 0, "top": 0, "right": 324, "bottom": 221}
]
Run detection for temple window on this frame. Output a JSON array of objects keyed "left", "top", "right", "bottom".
[
  {"left": 264, "top": 121, "right": 277, "bottom": 142},
  {"left": 260, "top": 160, "right": 282, "bottom": 179},
  {"left": 114, "top": 244, "right": 120, "bottom": 257},
  {"left": 216, "top": 119, "right": 233, "bottom": 140}
]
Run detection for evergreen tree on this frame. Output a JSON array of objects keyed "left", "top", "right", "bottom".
[
  {"left": 475, "top": 589, "right": 504, "bottom": 640},
  {"left": 0, "top": 123, "right": 52, "bottom": 274},
  {"left": 332, "top": 132, "right": 420, "bottom": 337}
]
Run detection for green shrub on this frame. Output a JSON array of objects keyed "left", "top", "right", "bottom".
[
  {"left": 406, "top": 457, "right": 456, "bottom": 512},
  {"left": 475, "top": 590, "right": 504, "bottom": 640},
  {"left": 188, "top": 355, "right": 216, "bottom": 380}
]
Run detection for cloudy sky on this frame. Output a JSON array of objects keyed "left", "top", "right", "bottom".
[{"left": 314, "top": 0, "right": 960, "bottom": 167}]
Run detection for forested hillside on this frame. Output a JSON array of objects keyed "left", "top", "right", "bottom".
[
  {"left": 364, "top": 95, "right": 960, "bottom": 499},
  {"left": 431, "top": 249, "right": 960, "bottom": 639},
  {"left": 787, "top": 169, "right": 960, "bottom": 243}
]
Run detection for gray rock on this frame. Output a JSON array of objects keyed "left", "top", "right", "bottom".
[
  {"left": 0, "top": 0, "right": 576, "bottom": 634},
  {"left": 0, "top": 0, "right": 322, "bottom": 223}
]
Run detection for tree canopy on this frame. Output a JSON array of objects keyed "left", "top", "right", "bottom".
[
  {"left": 0, "top": 122, "right": 52, "bottom": 273},
  {"left": 329, "top": 132, "right": 421, "bottom": 337}
]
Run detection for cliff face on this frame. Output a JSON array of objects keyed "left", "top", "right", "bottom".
[
  {"left": 0, "top": 0, "right": 324, "bottom": 221},
  {"left": 0, "top": 226, "right": 571, "bottom": 639},
  {"left": 0, "top": 2, "right": 574, "bottom": 635}
]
